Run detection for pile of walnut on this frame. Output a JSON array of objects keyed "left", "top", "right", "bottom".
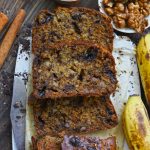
[{"left": 103, "top": 0, "right": 150, "bottom": 32}]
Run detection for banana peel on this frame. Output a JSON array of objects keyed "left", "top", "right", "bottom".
[
  {"left": 123, "top": 96, "right": 150, "bottom": 150},
  {"left": 136, "top": 34, "right": 150, "bottom": 107}
]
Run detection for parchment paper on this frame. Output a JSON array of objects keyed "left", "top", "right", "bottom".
[{"left": 24, "top": 34, "right": 141, "bottom": 150}]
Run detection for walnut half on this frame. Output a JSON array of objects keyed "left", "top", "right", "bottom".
[{"left": 103, "top": 0, "right": 150, "bottom": 32}]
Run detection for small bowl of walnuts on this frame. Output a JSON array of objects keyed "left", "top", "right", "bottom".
[{"left": 98, "top": 0, "right": 150, "bottom": 33}]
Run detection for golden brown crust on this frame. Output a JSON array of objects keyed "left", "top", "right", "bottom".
[{"left": 32, "top": 40, "right": 117, "bottom": 99}]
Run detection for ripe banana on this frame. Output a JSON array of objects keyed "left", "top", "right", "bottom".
[
  {"left": 122, "top": 96, "right": 150, "bottom": 150},
  {"left": 136, "top": 33, "right": 150, "bottom": 107}
]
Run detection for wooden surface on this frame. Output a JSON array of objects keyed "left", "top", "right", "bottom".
[{"left": 0, "top": 0, "right": 149, "bottom": 149}]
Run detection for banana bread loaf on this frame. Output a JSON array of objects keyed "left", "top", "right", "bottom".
[
  {"left": 32, "top": 41, "right": 117, "bottom": 99},
  {"left": 32, "top": 135, "right": 116, "bottom": 150},
  {"left": 32, "top": 7, "right": 113, "bottom": 54},
  {"left": 32, "top": 96, "right": 118, "bottom": 137}
]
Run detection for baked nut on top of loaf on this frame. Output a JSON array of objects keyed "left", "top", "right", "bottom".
[
  {"left": 32, "top": 41, "right": 117, "bottom": 99},
  {"left": 32, "top": 96, "right": 118, "bottom": 137},
  {"left": 32, "top": 7, "right": 114, "bottom": 54}
]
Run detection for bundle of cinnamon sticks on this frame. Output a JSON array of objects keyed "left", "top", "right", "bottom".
[{"left": 0, "top": 9, "right": 26, "bottom": 69}]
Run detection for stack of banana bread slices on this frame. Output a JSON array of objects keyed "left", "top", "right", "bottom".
[{"left": 31, "top": 7, "right": 118, "bottom": 150}]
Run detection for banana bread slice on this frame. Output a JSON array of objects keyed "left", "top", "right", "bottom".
[
  {"left": 32, "top": 41, "right": 117, "bottom": 99},
  {"left": 32, "top": 7, "right": 113, "bottom": 54},
  {"left": 62, "top": 135, "right": 116, "bottom": 150},
  {"left": 32, "top": 135, "right": 116, "bottom": 150},
  {"left": 32, "top": 96, "right": 118, "bottom": 137}
]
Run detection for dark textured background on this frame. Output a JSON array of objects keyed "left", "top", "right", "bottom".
[{"left": 0, "top": 0, "right": 149, "bottom": 149}]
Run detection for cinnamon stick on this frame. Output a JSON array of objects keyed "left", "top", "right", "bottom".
[
  {"left": 0, "top": 12, "right": 9, "bottom": 32},
  {"left": 0, "top": 9, "right": 26, "bottom": 69}
]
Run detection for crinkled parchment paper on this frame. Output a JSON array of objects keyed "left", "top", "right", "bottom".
[{"left": 22, "top": 34, "right": 140, "bottom": 150}]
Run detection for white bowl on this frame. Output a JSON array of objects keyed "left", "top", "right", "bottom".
[{"left": 98, "top": 0, "right": 150, "bottom": 33}]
